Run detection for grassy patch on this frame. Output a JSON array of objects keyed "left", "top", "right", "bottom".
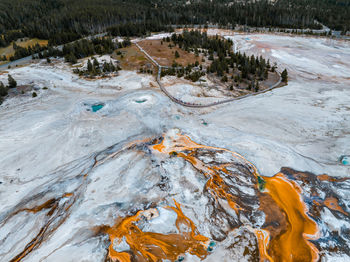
[
  {"left": 138, "top": 39, "right": 201, "bottom": 67},
  {"left": 0, "top": 38, "right": 48, "bottom": 59},
  {"left": 114, "top": 44, "right": 154, "bottom": 72}
]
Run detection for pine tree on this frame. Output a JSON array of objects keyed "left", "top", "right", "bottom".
[
  {"left": 281, "top": 69, "right": 288, "bottom": 82},
  {"left": 110, "top": 61, "right": 116, "bottom": 71},
  {"left": 8, "top": 74, "right": 17, "bottom": 88},
  {"left": 93, "top": 57, "right": 99, "bottom": 69},
  {"left": 250, "top": 79, "right": 255, "bottom": 91},
  {"left": 264, "top": 69, "right": 268, "bottom": 79},
  {"left": 87, "top": 59, "right": 93, "bottom": 72},
  {"left": 255, "top": 81, "right": 260, "bottom": 92},
  {"left": 65, "top": 52, "right": 77, "bottom": 64},
  {"left": 221, "top": 75, "right": 228, "bottom": 82},
  {"left": 103, "top": 62, "right": 109, "bottom": 72},
  {"left": 175, "top": 50, "right": 180, "bottom": 59},
  {"left": 0, "top": 81, "right": 8, "bottom": 96}
]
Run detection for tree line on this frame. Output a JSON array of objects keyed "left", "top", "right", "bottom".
[
  {"left": 31, "top": 37, "right": 131, "bottom": 64},
  {"left": 0, "top": 0, "right": 349, "bottom": 50}
]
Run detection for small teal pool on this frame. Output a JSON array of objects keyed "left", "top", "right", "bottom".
[
  {"left": 91, "top": 104, "right": 104, "bottom": 112},
  {"left": 207, "top": 241, "right": 216, "bottom": 252},
  {"left": 135, "top": 99, "right": 147, "bottom": 104},
  {"left": 340, "top": 155, "right": 349, "bottom": 165}
]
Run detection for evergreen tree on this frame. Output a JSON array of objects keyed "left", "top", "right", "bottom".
[
  {"left": 87, "top": 59, "right": 93, "bottom": 72},
  {"left": 255, "top": 81, "right": 260, "bottom": 92},
  {"left": 175, "top": 50, "right": 180, "bottom": 59},
  {"left": 103, "top": 62, "right": 109, "bottom": 72},
  {"left": 93, "top": 57, "right": 99, "bottom": 69},
  {"left": 65, "top": 52, "right": 77, "bottom": 64},
  {"left": 0, "top": 81, "right": 8, "bottom": 96},
  {"left": 250, "top": 79, "right": 255, "bottom": 91},
  {"left": 8, "top": 74, "right": 17, "bottom": 88},
  {"left": 281, "top": 69, "right": 288, "bottom": 82},
  {"left": 264, "top": 69, "right": 268, "bottom": 79}
]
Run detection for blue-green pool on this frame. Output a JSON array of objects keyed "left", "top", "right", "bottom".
[
  {"left": 135, "top": 99, "right": 147, "bottom": 104},
  {"left": 340, "top": 155, "right": 349, "bottom": 165},
  {"left": 92, "top": 104, "right": 104, "bottom": 112},
  {"left": 207, "top": 241, "right": 216, "bottom": 252}
]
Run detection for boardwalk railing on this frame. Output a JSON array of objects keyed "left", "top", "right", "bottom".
[{"left": 135, "top": 41, "right": 282, "bottom": 108}]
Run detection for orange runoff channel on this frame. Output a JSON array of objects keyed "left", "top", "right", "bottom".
[{"left": 152, "top": 132, "right": 320, "bottom": 262}]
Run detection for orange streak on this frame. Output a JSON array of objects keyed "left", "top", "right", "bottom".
[
  {"left": 324, "top": 197, "right": 349, "bottom": 216},
  {"left": 105, "top": 200, "right": 209, "bottom": 262},
  {"left": 151, "top": 131, "right": 320, "bottom": 261},
  {"left": 317, "top": 174, "right": 350, "bottom": 182},
  {"left": 177, "top": 152, "right": 242, "bottom": 215},
  {"left": 152, "top": 133, "right": 245, "bottom": 215},
  {"left": 255, "top": 229, "right": 274, "bottom": 262},
  {"left": 152, "top": 139, "right": 165, "bottom": 152},
  {"left": 264, "top": 173, "right": 319, "bottom": 262}
]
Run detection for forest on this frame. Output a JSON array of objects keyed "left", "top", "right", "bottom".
[{"left": 0, "top": 0, "right": 349, "bottom": 49}]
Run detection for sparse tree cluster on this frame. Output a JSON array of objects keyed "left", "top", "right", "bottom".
[
  {"left": 73, "top": 57, "right": 120, "bottom": 78},
  {"left": 160, "top": 30, "right": 278, "bottom": 90},
  {"left": 139, "top": 67, "right": 154, "bottom": 75},
  {"left": 9, "top": 42, "right": 47, "bottom": 61},
  {"left": 42, "top": 37, "right": 119, "bottom": 63},
  {"left": 8, "top": 37, "right": 130, "bottom": 63},
  {"left": 161, "top": 61, "right": 205, "bottom": 83}
]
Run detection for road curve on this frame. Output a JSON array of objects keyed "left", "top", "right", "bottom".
[{"left": 135, "top": 41, "right": 282, "bottom": 108}]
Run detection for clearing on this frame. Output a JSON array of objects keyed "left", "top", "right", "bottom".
[
  {"left": 137, "top": 39, "right": 202, "bottom": 67},
  {"left": 113, "top": 44, "right": 157, "bottom": 73}
]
